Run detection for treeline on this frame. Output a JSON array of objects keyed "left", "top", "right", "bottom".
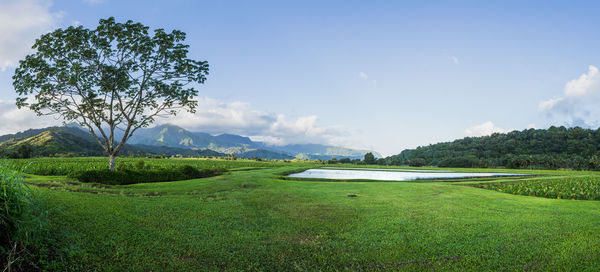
[{"left": 385, "top": 126, "right": 600, "bottom": 170}]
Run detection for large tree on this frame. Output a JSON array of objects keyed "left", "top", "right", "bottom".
[
  {"left": 363, "top": 152, "right": 375, "bottom": 164},
  {"left": 13, "top": 17, "right": 209, "bottom": 170}
]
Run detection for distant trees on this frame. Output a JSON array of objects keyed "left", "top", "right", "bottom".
[
  {"left": 338, "top": 158, "right": 351, "bottom": 164},
  {"left": 0, "top": 144, "right": 34, "bottom": 159},
  {"left": 363, "top": 152, "right": 375, "bottom": 164},
  {"left": 385, "top": 126, "right": 600, "bottom": 170},
  {"left": 407, "top": 158, "right": 426, "bottom": 167},
  {"left": 17, "top": 144, "right": 33, "bottom": 159}
]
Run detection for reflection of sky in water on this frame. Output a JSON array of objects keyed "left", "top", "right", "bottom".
[
  {"left": 289, "top": 169, "right": 526, "bottom": 181},
  {"left": 321, "top": 167, "right": 452, "bottom": 173}
]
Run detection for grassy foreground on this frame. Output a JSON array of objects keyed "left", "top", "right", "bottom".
[{"left": 22, "top": 161, "right": 600, "bottom": 271}]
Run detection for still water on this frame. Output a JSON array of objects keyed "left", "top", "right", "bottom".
[{"left": 288, "top": 168, "right": 525, "bottom": 181}]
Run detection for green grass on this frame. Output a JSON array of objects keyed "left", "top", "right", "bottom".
[{"left": 16, "top": 159, "right": 600, "bottom": 271}]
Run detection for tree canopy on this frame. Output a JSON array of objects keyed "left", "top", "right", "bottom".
[
  {"left": 363, "top": 152, "right": 376, "bottom": 164},
  {"left": 386, "top": 126, "right": 600, "bottom": 170},
  {"left": 13, "top": 17, "right": 209, "bottom": 170}
]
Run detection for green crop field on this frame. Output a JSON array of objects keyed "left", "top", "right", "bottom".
[{"left": 6, "top": 158, "right": 600, "bottom": 271}]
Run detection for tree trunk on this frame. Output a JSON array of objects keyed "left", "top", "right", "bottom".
[{"left": 109, "top": 154, "right": 116, "bottom": 171}]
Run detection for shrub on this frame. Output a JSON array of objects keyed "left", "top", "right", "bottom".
[
  {"left": 179, "top": 165, "right": 200, "bottom": 178},
  {"left": 135, "top": 159, "right": 145, "bottom": 170},
  {"left": 71, "top": 165, "right": 226, "bottom": 185}
]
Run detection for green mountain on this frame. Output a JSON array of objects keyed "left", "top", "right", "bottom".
[
  {"left": 0, "top": 127, "right": 226, "bottom": 158},
  {"left": 0, "top": 127, "right": 104, "bottom": 157},
  {"left": 128, "top": 124, "right": 260, "bottom": 153},
  {"left": 386, "top": 126, "right": 600, "bottom": 170},
  {"left": 128, "top": 124, "right": 374, "bottom": 160},
  {"left": 275, "top": 144, "right": 381, "bottom": 159},
  {"left": 0, "top": 124, "right": 378, "bottom": 160}
]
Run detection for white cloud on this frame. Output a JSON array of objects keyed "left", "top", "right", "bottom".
[
  {"left": 565, "top": 65, "right": 600, "bottom": 97},
  {"left": 465, "top": 121, "right": 505, "bottom": 137},
  {"left": 153, "top": 97, "right": 357, "bottom": 147},
  {"left": 359, "top": 72, "right": 369, "bottom": 79},
  {"left": 527, "top": 123, "right": 536, "bottom": 129},
  {"left": 451, "top": 56, "right": 460, "bottom": 64},
  {"left": 540, "top": 65, "right": 600, "bottom": 127},
  {"left": 0, "top": 100, "right": 62, "bottom": 135},
  {"left": 539, "top": 97, "right": 564, "bottom": 112},
  {"left": 0, "top": 97, "right": 362, "bottom": 148},
  {"left": 0, "top": 0, "right": 62, "bottom": 71}
]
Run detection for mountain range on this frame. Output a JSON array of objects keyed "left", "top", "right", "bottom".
[{"left": 0, "top": 124, "right": 379, "bottom": 160}]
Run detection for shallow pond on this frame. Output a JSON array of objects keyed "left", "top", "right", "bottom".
[{"left": 288, "top": 168, "right": 526, "bottom": 181}]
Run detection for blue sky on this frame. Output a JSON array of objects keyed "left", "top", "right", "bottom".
[{"left": 1, "top": 0, "right": 600, "bottom": 156}]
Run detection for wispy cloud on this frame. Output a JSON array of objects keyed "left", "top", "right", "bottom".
[
  {"left": 83, "top": 0, "right": 105, "bottom": 4},
  {"left": 358, "top": 71, "right": 377, "bottom": 87},
  {"left": 540, "top": 65, "right": 600, "bottom": 127},
  {"left": 451, "top": 56, "right": 460, "bottom": 64},
  {"left": 158, "top": 97, "right": 356, "bottom": 147},
  {"left": 465, "top": 121, "right": 505, "bottom": 137},
  {"left": 0, "top": 100, "right": 63, "bottom": 135},
  {"left": 0, "top": 0, "right": 62, "bottom": 71}
]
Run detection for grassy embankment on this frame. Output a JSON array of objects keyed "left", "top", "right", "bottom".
[{"left": 12, "top": 158, "right": 600, "bottom": 271}]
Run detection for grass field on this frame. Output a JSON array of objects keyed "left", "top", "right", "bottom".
[{"left": 13, "top": 158, "right": 600, "bottom": 271}]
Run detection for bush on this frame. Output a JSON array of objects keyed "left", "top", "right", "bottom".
[
  {"left": 179, "top": 165, "right": 200, "bottom": 178},
  {"left": 71, "top": 165, "right": 226, "bottom": 185},
  {"left": 135, "top": 159, "right": 145, "bottom": 170}
]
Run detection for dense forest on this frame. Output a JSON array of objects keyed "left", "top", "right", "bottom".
[{"left": 385, "top": 126, "right": 600, "bottom": 170}]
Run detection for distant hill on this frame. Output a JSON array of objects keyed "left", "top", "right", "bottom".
[
  {"left": 0, "top": 126, "right": 226, "bottom": 158},
  {"left": 0, "top": 124, "right": 377, "bottom": 160},
  {"left": 127, "top": 124, "right": 375, "bottom": 160},
  {"left": 275, "top": 144, "right": 381, "bottom": 159},
  {"left": 236, "top": 149, "right": 294, "bottom": 160},
  {"left": 0, "top": 126, "right": 104, "bottom": 156},
  {"left": 386, "top": 126, "right": 600, "bottom": 170}
]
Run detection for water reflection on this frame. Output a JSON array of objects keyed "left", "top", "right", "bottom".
[{"left": 288, "top": 168, "right": 526, "bottom": 181}]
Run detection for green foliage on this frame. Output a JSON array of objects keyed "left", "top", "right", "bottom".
[
  {"left": 16, "top": 144, "right": 33, "bottom": 159},
  {"left": 178, "top": 165, "right": 199, "bottom": 178},
  {"left": 13, "top": 17, "right": 209, "bottom": 169},
  {"left": 408, "top": 158, "right": 426, "bottom": 167},
  {"left": 438, "top": 155, "right": 484, "bottom": 168},
  {"left": 71, "top": 165, "right": 225, "bottom": 185},
  {"left": 135, "top": 159, "right": 145, "bottom": 170},
  {"left": 0, "top": 162, "right": 31, "bottom": 247},
  {"left": 389, "top": 126, "right": 600, "bottom": 170},
  {"left": 483, "top": 177, "right": 600, "bottom": 200},
  {"left": 363, "top": 152, "right": 376, "bottom": 164},
  {"left": 0, "top": 162, "right": 58, "bottom": 270},
  {"left": 6, "top": 157, "right": 314, "bottom": 177}
]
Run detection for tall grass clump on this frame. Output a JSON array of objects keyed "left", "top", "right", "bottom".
[
  {"left": 1, "top": 161, "right": 56, "bottom": 271},
  {"left": 1, "top": 161, "right": 31, "bottom": 268}
]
